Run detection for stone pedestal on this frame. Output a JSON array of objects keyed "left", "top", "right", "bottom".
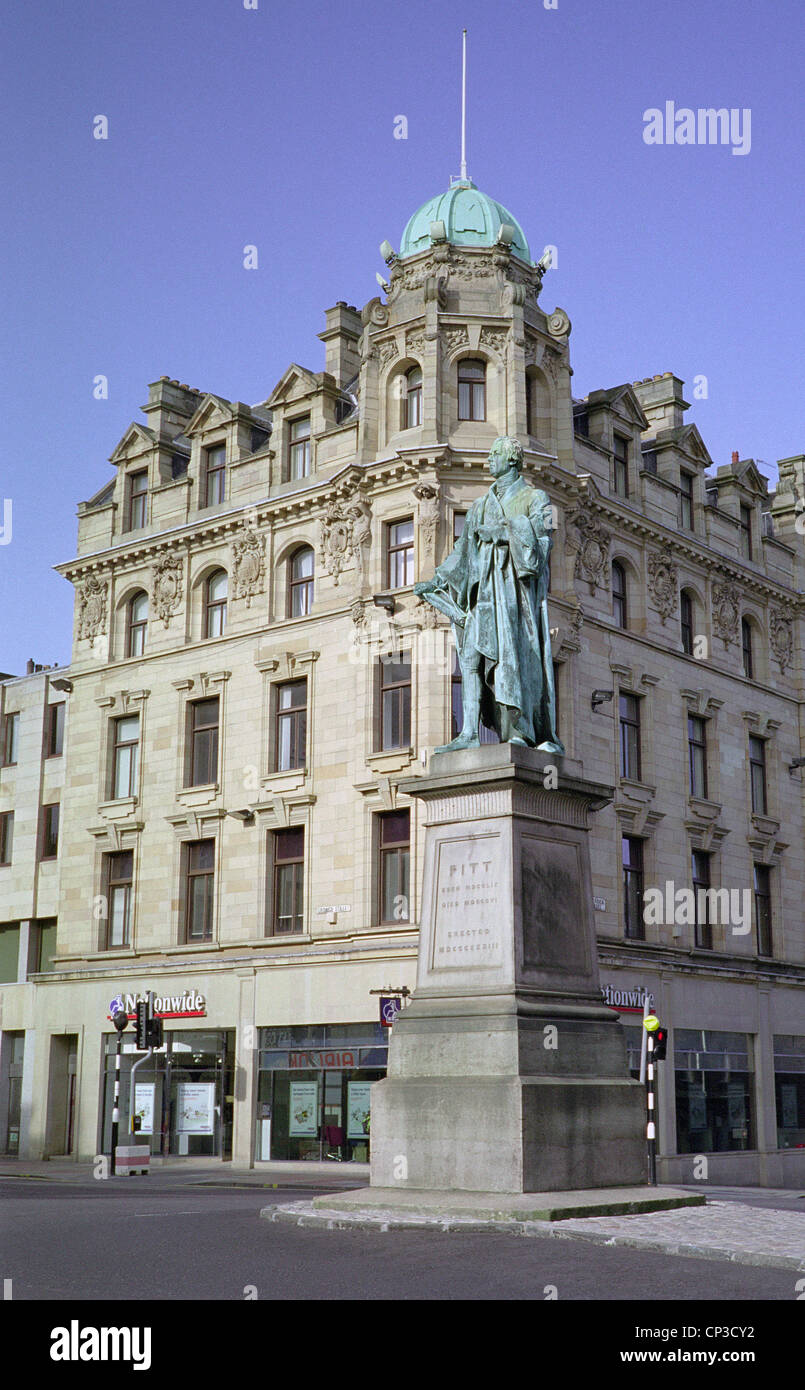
[{"left": 370, "top": 744, "right": 647, "bottom": 1194}]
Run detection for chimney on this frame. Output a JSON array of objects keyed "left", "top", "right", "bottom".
[
  {"left": 631, "top": 372, "right": 689, "bottom": 432},
  {"left": 732, "top": 451, "right": 739, "bottom": 465},
  {"left": 318, "top": 302, "right": 362, "bottom": 389}
]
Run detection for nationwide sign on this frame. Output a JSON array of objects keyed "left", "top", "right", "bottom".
[
  {"left": 601, "top": 983, "right": 656, "bottom": 1013},
  {"left": 107, "top": 990, "right": 207, "bottom": 1021}
]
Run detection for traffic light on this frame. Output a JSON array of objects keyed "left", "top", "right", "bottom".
[
  {"left": 146, "top": 1017, "right": 164, "bottom": 1049},
  {"left": 653, "top": 1026, "right": 668, "bottom": 1062},
  {"left": 135, "top": 1000, "right": 149, "bottom": 1050}
]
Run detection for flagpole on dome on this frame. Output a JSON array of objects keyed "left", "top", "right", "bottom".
[{"left": 460, "top": 28, "right": 468, "bottom": 183}]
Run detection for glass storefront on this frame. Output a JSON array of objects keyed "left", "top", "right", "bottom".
[
  {"left": 675, "top": 1029, "right": 755, "bottom": 1153},
  {"left": 256, "top": 1023, "right": 388, "bottom": 1161},
  {"left": 102, "top": 1029, "right": 234, "bottom": 1158},
  {"left": 773, "top": 1035, "right": 805, "bottom": 1149}
]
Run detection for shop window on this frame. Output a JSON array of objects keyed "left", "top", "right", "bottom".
[
  {"left": 103, "top": 851, "right": 133, "bottom": 949},
  {"left": 773, "top": 1035, "right": 805, "bottom": 1149},
  {"left": 378, "top": 651, "right": 411, "bottom": 750},
  {"left": 187, "top": 697, "right": 219, "bottom": 787},
  {"left": 46, "top": 702, "right": 65, "bottom": 757},
  {"left": 612, "top": 561, "right": 627, "bottom": 629},
  {"left": 111, "top": 714, "right": 140, "bottom": 799},
  {"left": 674, "top": 1029, "right": 754, "bottom": 1153},
  {"left": 622, "top": 835, "right": 644, "bottom": 940},
  {"left": 688, "top": 716, "right": 708, "bottom": 799},
  {"left": 274, "top": 679, "right": 307, "bottom": 772},
  {"left": 39, "top": 803, "right": 59, "bottom": 861},
  {"left": 692, "top": 850, "right": 713, "bottom": 949},
  {"left": 0, "top": 811, "right": 13, "bottom": 866},
  {"left": 204, "top": 445, "right": 226, "bottom": 507},
  {"left": 378, "top": 810, "right": 410, "bottom": 924},
  {"left": 183, "top": 839, "right": 215, "bottom": 942},
  {"left": 618, "top": 693, "right": 641, "bottom": 780},
  {"left": 287, "top": 546, "right": 314, "bottom": 617},
  {"left": 126, "top": 470, "right": 148, "bottom": 531},
  {"left": 1, "top": 712, "right": 19, "bottom": 767},
  {"left": 288, "top": 416, "right": 311, "bottom": 480},
  {"left": 457, "top": 359, "right": 486, "bottom": 421},
  {"left": 204, "top": 570, "right": 227, "bottom": 638},
  {"left": 753, "top": 864, "right": 772, "bottom": 957},
  {"left": 749, "top": 735, "right": 767, "bottom": 815},
  {"left": 271, "top": 827, "right": 304, "bottom": 935},
  {"left": 386, "top": 518, "right": 414, "bottom": 589},
  {"left": 126, "top": 591, "right": 148, "bottom": 658}
]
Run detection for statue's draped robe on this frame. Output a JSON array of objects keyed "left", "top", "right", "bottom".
[{"left": 424, "top": 477, "right": 563, "bottom": 751}]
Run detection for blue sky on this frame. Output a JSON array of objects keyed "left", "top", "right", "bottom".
[{"left": 2, "top": 0, "right": 803, "bottom": 673}]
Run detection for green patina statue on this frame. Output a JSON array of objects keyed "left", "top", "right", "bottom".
[{"left": 414, "top": 435, "right": 564, "bottom": 755}]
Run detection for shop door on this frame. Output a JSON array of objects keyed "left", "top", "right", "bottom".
[
  {"left": 4, "top": 1035, "right": 24, "bottom": 1155},
  {"left": 166, "top": 1031, "right": 234, "bottom": 1159},
  {"left": 46, "top": 1034, "right": 78, "bottom": 1156}
]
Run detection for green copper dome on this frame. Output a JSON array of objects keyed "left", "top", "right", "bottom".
[{"left": 399, "top": 180, "right": 531, "bottom": 262}]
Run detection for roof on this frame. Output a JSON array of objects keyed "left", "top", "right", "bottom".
[{"left": 399, "top": 180, "right": 531, "bottom": 262}]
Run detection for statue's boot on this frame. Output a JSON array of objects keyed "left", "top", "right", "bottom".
[{"left": 435, "top": 680, "right": 481, "bottom": 753}]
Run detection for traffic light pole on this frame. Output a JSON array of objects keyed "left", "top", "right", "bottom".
[
  {"left": 645, "top": 1032, "right": 657, "bottom": 1186},
  {"left": 111, "top": 1029, "right": 122, "bottom": 1176}
]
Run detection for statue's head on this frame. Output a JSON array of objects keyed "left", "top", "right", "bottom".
[{"left": 488, "top": 435, "right": 524, "bottom": 476}]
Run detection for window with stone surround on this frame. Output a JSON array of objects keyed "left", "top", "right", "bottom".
[
  {"left": 404, "top": 366, "right": 422, "bottom": 429},
  {"left": 1, "top": 712, "right": 19, "bottom": 767},
  {"left": 618, "top": 693, "right": 641, "bottom": 781},
  {"left": 126, "top": 470, "right": 148, "bottom": 531},
  {"left": 692, "top": 850, "right": 713, "bottom": 949},
  {"left": 126, "top": 591, "right": 148, "bottom": 658},
  {"left": 103, "top": 850, "right": 133, "bottom": 949},
  {"left": 680, "top": 590, "right": 694, "bottom": 655},
  {"left": 753, "top": 864, "right": 772, "bottom": 957},
  {"left": 688, "top": 716, "right": 708, "bottom": 799},
  {"left": 270, "top": 827, "right": 305, "bottom": 935},
  {"left": 612, "top": 561, "right": 628, "bottom": 629},
  {"left": 679, "top": 470, "right": 694, "bottom": 530},
  {"left": 622, "top": 835, "right": 644, "bottom": 940},
  {"left": 613, "top": 434, "right": 629, "bottom": 497},
  {"left": 288, "top": 416, "right": 311, "bottom": 480},
  {"left": 204, "top": 570, "right": 227, "bottom": 638},
  {"left": 0, "top": 811, "right": 13, "bottom": 866},
  {"left": 749, "top": 735, "right": 767, "bottom": 815},
  {"left": 187, "top": 697, "right": 219, "bottom": 787},
  {"left": 39, "top": 803, "right": 59, "bottom": 861},
  {"left": 111, "top": 715, "right": 140, "bottom": 800},
  {"left": 457, "top": 359, "right": 486, "bottom": 421},
  {"left": 274, "top": 679, "right": 307, "bottom": 772},
  {"left": 378, "top": 810, "right": 410, "bottom": 924},
  {"left": 183, "top": 839, "right": 215, "bottom": 942},
  {"left": 741, "top": 617, "right": 754, "bottom": 679},
  {"left": 287, "top": 547, "right": 314, "bottom": 617},
  {"left": 204, "top": 445, "right": 226, "bottom": 507},
  {"left": 386, "top": 519, "right": 414, "bottom": 589},
  {"left": 378, "top": 651, "right": 411, "bottom": 751},
  {"left": 46, "top": 702, "right": 65, "bottom": 757}
]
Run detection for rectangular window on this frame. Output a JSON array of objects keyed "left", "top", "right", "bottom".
[
  {"left": 112, "top": 715, "right": 140, "bottom": 800},
  {"left": 749, "top": 736, "right": 767, "bottom": 815},
  {"left": 272, "top": 827, "right": 304, "bottom": 935},
  {"left": 205, "top": 446, "right": 226, "bottom": 506},
  {"left": 46, "top": 703, "right": 65, "bottom": 758},
  {"left": 574, "top": 410, "right": 589, "bottom": 438},
  {"left": 622, "top": 835, "right": 644, "bottom": 940},
  {"left": 40, "top": 803, "right": 59, "bottom": 860},
  {"left": 457, "top": 360, "right": 486, "bottom": 421},
  {"left": 453, "top": 511, "right": 467, "bottom": 542},
  {"left": 379, "top": 810, "right": 410, "bottom": 923},
  {"left": 692, "top": 850, "right": 712, "bottom": 949},
  {"left": 386, "top": 518, "right": 414, "bottom": 589},
  {"left": 2, "top": 712, "right": 19, "bottom": 767},
  {"left": 688, "top": 716, "right": 708, "bottom": 799},
  {"left": 0, "top": 811, "right": 13, "bottom": 866},
  {"left": 184, "top": 839, "right": 215, "bottom": 941},
  {"left": 379, "top": 652, "right": 411, "bottom": 751},
  {"left": 642, "top": 449, "right": 658, "bottom": 475},
  {"left": 773, "top": 1035, "right": 805, "bottom": 1149},
  {"left": 189, "top": 697, "right": 219, "bottom": 787},
  {"left": 679, "top": 470, "right": 694, "bottom": 530},
  {"left": 613, "top": 435, "right": 629, "bottom": 497},
  {"left": 675, "top": 1029, "right": 754, "bottom": 1153},
  {"left": 619, "top": 693, "right": 641, "bottom": 781},
  {"left": 753, "top": 864, "right": 772, "bottom": 957},
  {"left": 127, "top": 470, "right": 148, "bottom": 530},
  {"left": 104, "top": 851, "right": 133, "bottom": 948},
  {"left": 288, "top": 417, "right": 311, "bottom": 480},
  {"left": 740, "top": 503, "right": 753, "bottom": 560},
  {"left": 275, "top": 679, "right": 307, "bottom": 772}
]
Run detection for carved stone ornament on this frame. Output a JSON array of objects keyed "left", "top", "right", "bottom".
[
  {"left": 406, "top": 327, "right": 427, "bottom": 359},
  {"left": 320, "top": 495, "right": 372, "bottom": 588},
  {"left": 711, "top": 581, "right": 741, "bottom": 646},
  {"left": 413, "top": 482, "right": 440, "bottom": 561},
  {"left": 479, "top": 326, "right": 508, "bottom": 357},
  {"left": 647, "top": 546, "right": 678, "bottom": 624},
  {"left": 77, "top": 574, "right": 109, "bottom": 641},
  {"left": 375, "top": 337, "right": 399, "bottom": 370},
  {"left": 541, "top": 349, "right": 562, "bottom": 383},
  {"left": 547, "top": 308, "right": 572, "bottom": 339},
  {"left": 231, "top": 523, "right": 266, "bottom": 609},
  {"left": 442, "top": 325, "right": 469, "bottom": 356},
  {"left": 570, "top": 510, "right": 611, "bottom": 594},
  {"left": 152, "top": 552, "right": 183, "bottom": 629},
  {"left": 524, "top": 335, "right": 541, "bottom": 368},
  {"left": 769, "top": 606, "right": 795, "bottom": 673}
]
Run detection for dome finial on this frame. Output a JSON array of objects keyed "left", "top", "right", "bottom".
[{"left": 460, "top": 28, "right": 468, "bottom": 183}]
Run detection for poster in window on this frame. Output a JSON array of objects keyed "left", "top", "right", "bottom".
[
  {"left": 134, "top": 1082, "right": 155, "bottom": 1135},
  {"left": 727, "top": 1083, "right": 746, "bottom": 1129},
  {"left": 780, "top": 1083, "right": 799, "bottom": 1129},
  {"left": 688, "top": 1089, "right": 708, "bottom": 1131},
  {"left": 347, "top": 1081, "right": 372, "bottom": 1139},
  {"left": 176, "top": 1081, "right": 216, "bottom": 1135},
  {"left": 289, "top": 1080, "right": 318, "bottom": 1137}
]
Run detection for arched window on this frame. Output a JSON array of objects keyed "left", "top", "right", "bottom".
[
  {"left": 204, "top": 570, "right": 227, "bottom": 638},
  {"left": 288, "top": 546, "right": 314, "bottom": 618},
  {"left": 457, "top": 359, "right": 486, "bottom": 421},
  {"left": 126, "top": 591, "right": 148, "bottom": 658},
  {"left": 741, "top": 616, "right": 754, "bottom": 679},
  {"left": 612, "top": 562, "right": 627, "bottom": 629},
  {"left": 680, "top": 590, "right": 694, "bottom": 655},
  {"left": 404, "top": 366, "right": 422, "bottom": 429}
]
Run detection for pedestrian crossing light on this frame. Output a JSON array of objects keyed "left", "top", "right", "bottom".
[
  {"left": 653, "top": 1026, "right": 668, "bottom": 1062},
  {"left": 643, "top": 1014, "right": 660, "bottom": 1032}
]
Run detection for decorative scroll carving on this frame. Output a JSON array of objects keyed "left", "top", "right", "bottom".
[
  {"left": 406, "top": 327, "right": 427, "bottom": 359},
  {"left": 769, "top": 606, "right": 795, "bottom": 673},
  {"left": 647, "top": 546, "right": 678, "bottom": 624},
  {"left": 569, "top": 510, "right": 611, "bottom": 594},
  {"left": 712, "top": 581, "right": 741, "bottom": 647},
  {"left": 375, "top": 337, "right": 399, "bottom": 370},
  {"left": 152, "top": 553, "right": 183, "bottom": 629},
  {"left": 231, "top": 523, "right": 265, "bottom": 608},
  {"left": 77, "top": 574, "right": 108, "bottom": 641},
  {"left": 547, "top": 308, "right": 571, "bottom": 339},
  {"left": 320, "top": 494, "right": 372, "bottom": 588},
  {"left": 479, "top": 326, "right": 508, "bottom": 356},
  {"left": 442, "top": 326, "right": 469, "bottom": 356}
]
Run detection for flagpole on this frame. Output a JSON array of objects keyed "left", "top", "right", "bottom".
[{"left": 460, "top": 29, "right": 468, "bottom": 181}]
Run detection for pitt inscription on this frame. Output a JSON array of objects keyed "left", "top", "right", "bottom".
[{"left": 431, "top": 835, "right": 503, "bottom": 969}]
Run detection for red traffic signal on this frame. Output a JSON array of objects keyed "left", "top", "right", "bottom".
[{"left": 652, "top": 1026, "right": 668, "bottom": 1062}]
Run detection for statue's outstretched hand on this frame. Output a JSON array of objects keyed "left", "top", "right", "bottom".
[{"left": 414, "top": 580, "right": 434, "bottom": 597}]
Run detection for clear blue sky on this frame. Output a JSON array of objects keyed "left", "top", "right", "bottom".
[{"left": 2, "top": 0, "right": 803, "bottom": 674}]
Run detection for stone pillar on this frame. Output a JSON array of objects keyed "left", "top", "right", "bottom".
[
  {"left": 16, "top": 920, "right": 35, "bottom": 983},
  {"left": 370, "top": 743, "right": 646, "bottom": 1194}
]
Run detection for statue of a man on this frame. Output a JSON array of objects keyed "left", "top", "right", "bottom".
[{"left": 414, "top": 435, "right": 563, "bottom": 754}]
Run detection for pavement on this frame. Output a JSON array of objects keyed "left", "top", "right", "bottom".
[{"left": 0, "top": 1158, "right": 370, "bottom": 1190}]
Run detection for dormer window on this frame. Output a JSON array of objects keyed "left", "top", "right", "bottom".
[
  {"left": 126, "top": 470, "right": 148, "bottom": 531},
  {"left": 205, "top": 445, "right": 226, "bottom": 506},
  {"left": 404, "top": 367, "right": 422, "bottom": 429},
  {"left": 250, "top": 427, "right": 270, "bottom": 453},
  {"left": 679, "top": 471, "right": 694, "bottom": 530},
  {"left": 574, "top": 410, "right": 589, "bottom": 438},
  {"left": 740, "top": 504, "right": 753, "bottom": 560},
  {"left": 289, "top": 416, "right": 311, "bottom": 480},
  {"left": 613, "top": 435, "right": 629, "bottom": 497},
  {"left": 458, "top": 360, "right": 486, "bottom": 421}
]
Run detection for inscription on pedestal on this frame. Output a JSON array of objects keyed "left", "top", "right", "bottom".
[{"left": 431, "top": 834, "right": 503, "bottom": 969}]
